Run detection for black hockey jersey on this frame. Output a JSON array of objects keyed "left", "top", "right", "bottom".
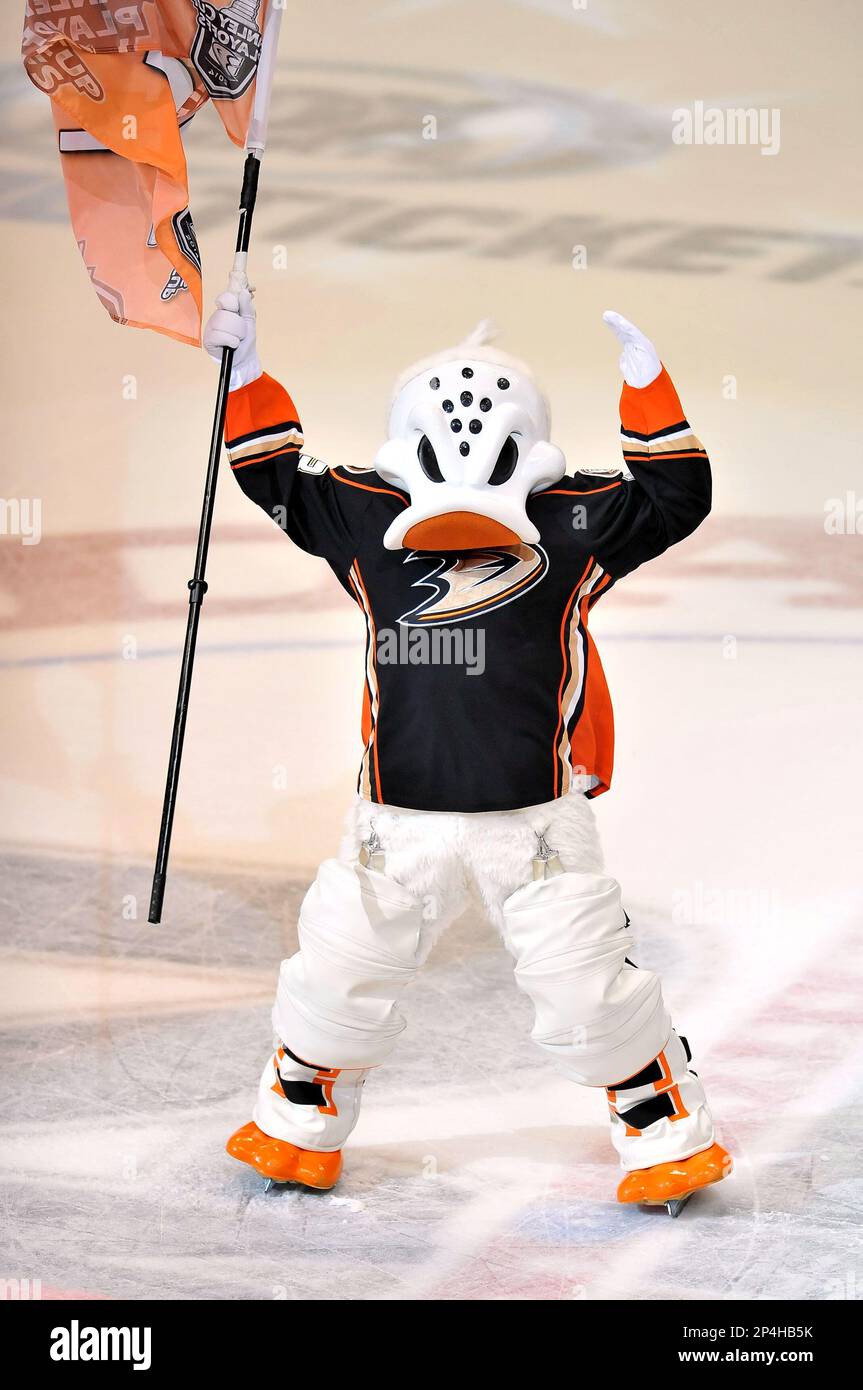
[{"left": 225, "top": 366, "right": 711, "bottom": 812}]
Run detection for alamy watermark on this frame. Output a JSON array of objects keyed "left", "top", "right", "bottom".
[
  {"left": 672, "top": 101, "right": 781, "bottom": 156},
  {"left": 0, "top": 497, "right": 42, "bottom": 545},
  {"left": 672, "top": 880, "right": 780, "bottom": 929},
  {"left": 0, "top": 1277, "right": 42, "bottom": 1300},
  {"left": 50, "top": 1320, "right": 151, "bottom": 1370},
  {"left": 824, "top": 492, "right": 862, "bottom": 535},
  {"left": 377, "top": 624, "right": 485, "bottom": 675}
]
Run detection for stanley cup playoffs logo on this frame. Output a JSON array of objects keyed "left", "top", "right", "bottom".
[{"left": 191, "top": 0, "right": 263, "bottom": 101}]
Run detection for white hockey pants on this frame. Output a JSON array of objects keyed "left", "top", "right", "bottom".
[{"left": 253, "top": 794, "right": 715, "bottom": 1170}]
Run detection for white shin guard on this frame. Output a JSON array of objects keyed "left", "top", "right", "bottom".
[
  {"left": 254, "top": 1043, "right": 370, "bottom": 1153},
  {"left": 272, "top": 858, "right": 427, "bottom": 1071},
  {"left": 502, "top": 871, "right": 671, "bottom": 1087},
  {"left": 606, "top": 1029, "right": 715, "bottom": 1170}
]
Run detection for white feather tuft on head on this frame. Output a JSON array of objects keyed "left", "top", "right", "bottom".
[{"left": 460, "top": 318, "right": 500, "bottom": 349}]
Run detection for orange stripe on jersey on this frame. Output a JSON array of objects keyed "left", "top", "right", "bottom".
[
  {"left": 552, "top": 590, "right": 579, "bottom": 798},
  {"left": 568, "top": 632, "right": 614, "bottom": 795},
  {"left": 332, "top": 471, "right": 409, "bottom": 504},
  {"left": 539, "top": 482, "right": 623, "bottom": 497},
  {"left": 555, "top": 565, "right": 613, "bottom": 795},
  {"left": 347, "top": 570, "right": 374, "bottom": 799},
  {"left": 346, "top": 577, "right": 365, "bottom": 734},
  {"left": 551, "top": 559, "right": 593, "bottom": 798},
  {"left": 567, "top": 574, "right": 614, "bottom": 796},
  {"left": 622, "top": 449, "right": 706, "bottom": 463},
  {"left": 360, "top": 682, "right": 372, "bottom": 747},
  {"left": 349, "top": 560, "right": 383, "bottom": 803}
]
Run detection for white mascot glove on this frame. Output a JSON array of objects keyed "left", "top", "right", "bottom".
[
  {"left": 203, "top": 286, "right": 262, "bottom": 391},
  {"left": 602, "top": 310, "right": 662, "bottom": 389}
]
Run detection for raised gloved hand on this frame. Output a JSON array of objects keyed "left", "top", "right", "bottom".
[
  {"left": 203, "top": 286, "right": 261, "bottom": 390},
  {"left": 602, "top": 310, "right": 662, "bottom": 389}
]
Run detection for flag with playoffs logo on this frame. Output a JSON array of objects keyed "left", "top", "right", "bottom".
[{"left": 22, "top": 1, "right": 273, "bottom": 346}]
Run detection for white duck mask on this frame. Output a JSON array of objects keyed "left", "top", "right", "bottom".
[{"left": 374, "top": 324, "right": 566, "bottom": 551}]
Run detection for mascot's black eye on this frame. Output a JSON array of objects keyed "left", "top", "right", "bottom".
[
  {"left": 488, "top": 436, "right": 518, "bottom": 486},
  {"left": 417, "top": 434, "right": 445, "bottom": 483}
]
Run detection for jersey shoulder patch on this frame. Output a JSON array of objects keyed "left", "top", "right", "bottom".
[{"left": 297, "top": 453, "right": 330, "bottom": 476}]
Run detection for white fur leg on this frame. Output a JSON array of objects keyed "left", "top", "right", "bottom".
[
  {"left": 339, "top": 798, "right": 469, "bottom": 952},
  {"left": 502, "top": 871, "right": 671, "bottom": 1086},
  {"left": 464, "top": 790, "right": 603, "bottom": 931},
  {"left": 607, "top": 1030, "right": 716, "bottom": 1170},
  {"left": 273, "top": 858, "right": 428, "bottom": 1069}
]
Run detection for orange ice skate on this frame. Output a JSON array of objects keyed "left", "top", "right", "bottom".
[
  {"left": 226, "top": 1121, "right": 342, "bottom": 1192},
  {"left": 617, "top": 1142, "right": 733, "bottom": 1217}
]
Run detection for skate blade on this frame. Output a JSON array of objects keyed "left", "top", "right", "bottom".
[
  {"left": 643, "top": 1193, "right": 694, "bottom": 1218},
  {"left": 260, "top": 1173, "right": 337, "bottom": 1193}
]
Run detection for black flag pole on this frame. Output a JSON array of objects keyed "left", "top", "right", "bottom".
[
  {"left": 148, "top": 5, "right": 283, "bottom": 925},
  {"left": 147, "top": 157, "right": 259, "bottom": 925}
]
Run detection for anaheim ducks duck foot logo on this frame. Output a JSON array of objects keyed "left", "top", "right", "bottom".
[{"left": 399, "top": 544, "right": 548, "bottom": 626}]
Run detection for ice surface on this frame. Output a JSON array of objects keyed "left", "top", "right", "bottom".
[{"left": 1, "top": 850, "right": 860, "bottom": 1302}]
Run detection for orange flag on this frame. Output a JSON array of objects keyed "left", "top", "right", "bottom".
[{"left": 22, "top": 1, "right": 272, "bottom": 346}]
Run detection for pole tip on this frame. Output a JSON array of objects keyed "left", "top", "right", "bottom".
[{"left": 148, "top": 872, "right": 166, "bottom": 925}]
